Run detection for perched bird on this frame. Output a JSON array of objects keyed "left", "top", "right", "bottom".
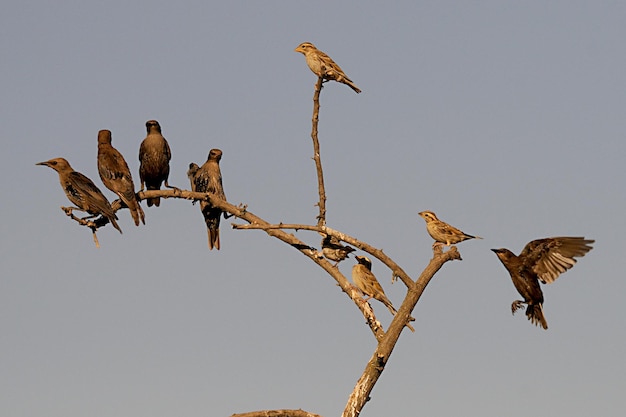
[
  {"left": 186, "top": 162, "right": 200, "bottom": 191},
  {"left": 294, "top": 42, "right": 361, "bottom": 93},
  {"left": 191, "top": 149, "right": 226, "bottom": 250},
  {"left": 37, "top": 157, "right": 122, "bottom": 234},
  {"left": 352, "top": 256, "right": 415, "bottom": 332},
  {"left": 139, "top": 120, "right": 172, "bottom": 207},
  {"left": 321, "top": 235, "right": 356, "bottom": 265},
  {"left": 492, "top": 237, "right": 594, "bottom": 330},
  {"left": 418, "top": 210, "right": 482, "bottom": 247},
  {"left": 97, "top": 129, "right": 145, "bottom": 226}
]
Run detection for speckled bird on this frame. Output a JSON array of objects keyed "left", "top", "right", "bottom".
[
  {"left": 418, "top": 210, "right": 481, "bottom": 247},
  {"left": 139, "top": 120, "right": 172, "bottom": 207},
  {"left": 294, "top": 42, "right": 361, "bottom": 93},
  {"left": 37, "top": 157, "right": 122, "bottom": 234},
  {"left": 97, "top": 129, "right": 145, "bottom": 226},
  {"left": 192, "top": 149, "right": 226, "bottom": 250},
  {"left": 492, "top": 236, "right": 594, "bottom": 330},
  {"left": 351, "top": 255, "right": 414, "bottom": 332},
  {"left": 321, "top": 235, "right": 355, "bottom": 265}
]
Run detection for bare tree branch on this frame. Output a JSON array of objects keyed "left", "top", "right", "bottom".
[
  {"left": 48, "top": 65, "right": 465, "bottom": 417},
  {"left": 342, "top": 246, "right": 462, "bottom": 417},
  {"left": 311, "top": 77, "right": 326, "bottom": 227},
  {"left": 232, "top": 223, "right": 415, "bottom": 289},
  {"left": 231, "top": 409, "right": 323, "bottom": 417}
]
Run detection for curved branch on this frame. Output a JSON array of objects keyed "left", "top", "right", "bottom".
[
  {"left": 342, "top": 246, "right": 462, "bottom": 417},
  {"left": 57, "top": 188, "right": 461, "bottom": 417},
  {"left": 232, "top": 223, "right": 414, "bottom": 289}
]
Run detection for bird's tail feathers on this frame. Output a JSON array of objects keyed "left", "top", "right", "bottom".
[
  {"left": 208, "top": 228, "right": 220, "bottom": 250},
  {"left": 109, "top": 216, "right": 123, "bottom": 234},
  {"left": 129, "top": 201, "right": 145, "bottom": 226},
  {"left": 379, "top": 296, "right": 397, "bottom": 316},
  {"left": 347, "top": 81, "right": 362, "bottom": 94},
  {"left": 146, "top": 184, "right": 161, "bottom": 207},
  {"left": 526, "top": 303, "right": 548, "bottom": 330}
]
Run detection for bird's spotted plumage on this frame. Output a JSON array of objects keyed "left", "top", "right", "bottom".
[
  {"left": 418, "top": 210, "right": 481, "bottom": 246},
  {"left": 351, "top": 256, "right": 414, "bottom": 332},
  {"left": 37, "top": 157, "right": 122, "bottom": 234},
  {"left": 190, "top": 149, "right": 226, "bottom": 250},
  {"left": 139, "top": 120, "right": 172, "bottom": 207},
  {"left": 294, "top": 42, "right": 361, "bottom": 94},
  {"left": 97, "top": 130, "right": 145, "bottom": 226},
  {"left": 492, "top": 236, "right": 594, "bottom": 329}
]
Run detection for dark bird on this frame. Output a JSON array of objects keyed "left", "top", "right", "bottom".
[
  {"left": 97, "top": 129, "right": 145, "bottom": 226},
  {"left": 139, "top": 120, "right": 172, "bottom": 207},
  {"left": 352, "top": 255, "right": 414, "bottom": 332},
  {"left": 191, "top": 149, "right": 226, "bottom": 250},
  {"left": 294, "top": 42, "right": 362, "bottom": 93},
  {"left": 492, "top": 237, "right": 594, "bottom": 330},
  {"left": 37, "top": 157, "right": 122, "bottom": 234},
  {"left": 418, "top": 210, "right": 482, "bottom": 247},
  {"left": 186, "top": 162, "right": 199, "bottom": 191},
  {"left": 321, "top": 235, "right": 355, "bottom": 265}
]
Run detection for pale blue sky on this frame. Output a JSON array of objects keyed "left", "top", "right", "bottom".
[{"left": 2, "top": 2, "right": 625, "bottom": 416}]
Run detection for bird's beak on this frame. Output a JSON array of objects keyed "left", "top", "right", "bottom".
[
  {"left": 294, "top": 47, "right": 302, "bottom": 53},
  {"left": 490, "top": 249, "right": 499, "bottom": 253},
  {"left": 36, "top": 161, "right": 49, "bottom": 167}
]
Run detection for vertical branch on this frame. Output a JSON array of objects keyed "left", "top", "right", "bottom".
[
  {"left": 311, "top": 77, "right": 327, "bottom": 227},
  {"left": 342, "top": 247, "right": 462, "bottom": 417}
]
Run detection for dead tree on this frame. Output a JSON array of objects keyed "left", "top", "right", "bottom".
[{"left": 40, "top": 76, "right": 462, "bottom": 417}]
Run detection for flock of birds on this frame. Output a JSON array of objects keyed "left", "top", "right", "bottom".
[
  {"left": 37, "top": 120, "right": 226, "bottom": 250},
  {"left": 293, "top": 42, "right": 594, "bottom": 330},
  {"left": 37, "top": 42, "right": 594, "bottom": 331}
]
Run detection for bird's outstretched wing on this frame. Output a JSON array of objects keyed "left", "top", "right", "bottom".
[{"left": 519, "top": 237, "right": 594, "bottom": 284}]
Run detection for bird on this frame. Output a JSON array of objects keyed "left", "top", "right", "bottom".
[
  {"left": 191, "top": 149, "right": 226, "bottom": 250},
  {"left": 97, "top": 129, "right": 145, "bottom": 226},
  {"left": 186, "top": 162, "right": 200, "bottom": 191},
  {"left": 491, "top": 237, "right": 594, "bottom": 330},
  {"left": 294, "top": 42, "right": 361, "bottom": 93},
  {"left": 321, "top": 235, "right": 355, "bottom": 265},
  {"left": 37, "top": 157, "right": 122, "bottom": 234},
  {"left": 139, "top": 120, "right": 172, "bottom": 207},
  {"left": 418, "top": 210, "right": 482, "bottom": 247},
  {"left": 352, "top": 256, "right": 415, "bottom": 332}
]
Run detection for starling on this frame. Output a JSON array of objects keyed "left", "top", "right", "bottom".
[
  {"left": 191, "top": 149, "right": 226, "bottom": 250},
  {"left": 97, "top": 129, "right": 145, "bottom": 226},
  {"left": 492, "top": 237, "right": 594, "bottom": 330},
  {"left": 139, "top": 120, "right": 172, "bottom": 207},
  {"left": 321, "top": 235, "right": 355, "bottom": 265},
  {"left": 37, "top": 158, "right": 122, "bottom": 234},
  {"left": 294, "top": 42, "right": 362, "bottom": 93},
  {"left": 352, "top": 256, "right": 414, "bottom": 332},
  {"left": 418, "top": 210, "right": 482, "bottom": 247},
  {"left": 186, "top": 162, "right": 200, "bottom": 191}
]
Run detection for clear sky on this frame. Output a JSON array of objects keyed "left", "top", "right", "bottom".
[{"left": 2, "top": 2, "right": 625, "bottom": 416}]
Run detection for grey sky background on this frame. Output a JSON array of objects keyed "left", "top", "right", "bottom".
[{"left": 2, "top": 1, "right": 625, "bottom": 416}]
